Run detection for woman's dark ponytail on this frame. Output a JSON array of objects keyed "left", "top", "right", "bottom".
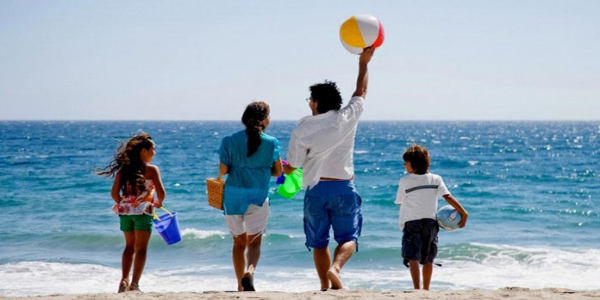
[{"left": 241, "top": 102, "right": 270, "bottom": 157}]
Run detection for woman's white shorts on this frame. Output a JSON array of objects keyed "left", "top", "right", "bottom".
[{"left": 224, "top": 198, "right": 270, "bottom": 237}]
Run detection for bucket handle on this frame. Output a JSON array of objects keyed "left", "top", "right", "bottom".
[{"left": 153, "top": 206, "right": 173, "bottom": 220}]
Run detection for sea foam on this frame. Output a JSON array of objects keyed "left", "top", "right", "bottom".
[{"left": 2, "top": 244, "right": 599, "bottom": 296}]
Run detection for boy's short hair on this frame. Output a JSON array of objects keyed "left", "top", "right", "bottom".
[
  {"left": 403, "top": 144, "right": 430, "bottom": 175},
  {"left": 310, "top": 80, "right": 343, "bottom": 114}
]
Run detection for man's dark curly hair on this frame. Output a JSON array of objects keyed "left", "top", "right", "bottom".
[{"left": 310, "top": 80, "right": 343, "bottom": 114}]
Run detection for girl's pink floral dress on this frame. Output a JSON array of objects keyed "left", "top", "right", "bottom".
[{"left": 112, "top": 180, "right": 155, "bottom": 216}]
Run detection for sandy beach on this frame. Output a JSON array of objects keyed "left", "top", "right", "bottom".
[{"left": 2, "top": 288, "right": 599, "bottom": 300}]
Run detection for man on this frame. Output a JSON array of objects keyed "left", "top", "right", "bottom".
[{"left": 284, "top": 47, "right": 375, "bottom": 290}]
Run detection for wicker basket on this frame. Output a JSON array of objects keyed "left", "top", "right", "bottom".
[{"left": 206, "top": 177, "right": 225, "bottom": 210}]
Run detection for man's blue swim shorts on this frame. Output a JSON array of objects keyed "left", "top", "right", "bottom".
[{"left": 303, "top": 180, "right": 362, "bottom": 250}]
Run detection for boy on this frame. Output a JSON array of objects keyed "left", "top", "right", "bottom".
[{"left": 395, "top": 144, "right": 468, "bottom": 290}]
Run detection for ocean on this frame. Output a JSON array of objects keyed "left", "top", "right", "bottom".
[{"left": 0, "top": 121, "right": 598, "bottom": 296}]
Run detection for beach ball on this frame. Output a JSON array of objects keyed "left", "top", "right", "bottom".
[
  {"left": 339, "top": 14, "right": 385, "bottom": 54},
  {"left": 436, "top": 205, "right": 462, "bottom": 231}
]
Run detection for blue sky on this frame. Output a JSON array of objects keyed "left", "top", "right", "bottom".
[{"left": 1, "top": 0, "right": 598, "bottom": 121}]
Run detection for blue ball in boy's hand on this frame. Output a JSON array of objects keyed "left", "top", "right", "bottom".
[{"left": 437, "top": 205, "right": 462, "bottom": 231}]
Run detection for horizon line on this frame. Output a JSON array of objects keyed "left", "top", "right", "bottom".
[{"left": 0, "top": 119, "right": 599, "bottom": 122}]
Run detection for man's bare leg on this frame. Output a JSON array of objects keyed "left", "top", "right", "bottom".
[
  {"left": 327, "top": 240, "right": 356, "bottom": 290},
  {"left": 313, "top": 247, "right": 331, "bottom": 291}
]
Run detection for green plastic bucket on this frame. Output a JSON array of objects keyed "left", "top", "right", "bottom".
[{"left": 277, "top": 169, "right": 303, "bottom": 199}]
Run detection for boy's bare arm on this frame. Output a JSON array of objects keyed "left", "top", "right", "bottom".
[{"left": 442, "top": 194, "right": 469, "bottom": 228}]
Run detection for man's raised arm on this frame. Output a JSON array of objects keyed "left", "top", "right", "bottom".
[{"left": 352, "top": 47, "right": 376, "bottom": 99}]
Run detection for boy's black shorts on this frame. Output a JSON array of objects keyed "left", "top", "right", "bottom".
[{"left": 401, "top": 218, "right": 439, "bottom": 267}]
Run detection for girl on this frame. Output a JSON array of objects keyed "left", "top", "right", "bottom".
[
  {"left": 219, "top": 102, "right": 282, "bottom": 291},
  {"left": 97, "top": 132, "right": 166, "bottom": 293}
]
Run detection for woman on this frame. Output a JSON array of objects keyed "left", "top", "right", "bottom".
[{"left": 218, "top": 101, "right": 282, "bottom": 291}]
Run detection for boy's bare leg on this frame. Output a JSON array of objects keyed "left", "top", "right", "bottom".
[
  {"left": 409, "top": 260, "right": 421, "bottom": 290},
  {"left": 327, "top": 240, "right": 356, "bottom": 289},
  {"left": 313, "top": 247, "right": 331, "bottom": 290},
  {"left": 422, "top": 263, "right": 433, "bottom": 290}
]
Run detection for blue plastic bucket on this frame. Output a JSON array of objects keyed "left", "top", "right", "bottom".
[{"left": 153, "top": 208, "right": 182, "bottom": 245}]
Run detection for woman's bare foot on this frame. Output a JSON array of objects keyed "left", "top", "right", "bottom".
[{"left": 241, "top": 272, "right": 255, "bottom": 291}]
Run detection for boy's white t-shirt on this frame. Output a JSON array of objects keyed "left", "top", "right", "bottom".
[{"left": 395, "top": 173, "right": 450, "bottom": 230}]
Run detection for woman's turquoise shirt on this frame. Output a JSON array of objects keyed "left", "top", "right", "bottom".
[{"left": 219, "top": 130, "right": 280, "bottom": 215}]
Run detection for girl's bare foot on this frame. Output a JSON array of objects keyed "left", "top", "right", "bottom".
[{"left": 117, "top": 278, "right": 129, "bottom": 293}]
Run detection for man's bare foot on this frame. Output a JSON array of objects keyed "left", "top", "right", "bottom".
[{"left": 326, "top": 269, "right": 342, "bottom": 290}]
